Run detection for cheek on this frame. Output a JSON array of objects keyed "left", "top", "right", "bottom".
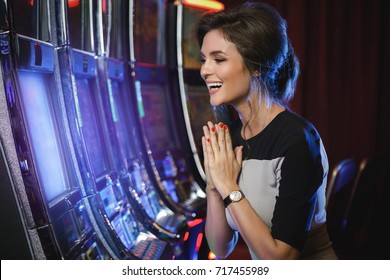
[{"left": 229, "top": 72, "right": 251, "bottom": 95}]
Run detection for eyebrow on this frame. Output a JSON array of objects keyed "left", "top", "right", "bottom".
[{"left": 199, "top": 50, "right": 227, "bottom": 58}]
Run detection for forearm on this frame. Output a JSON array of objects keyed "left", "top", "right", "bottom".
[
  {"left": 205, "top": 187, "right": 238, "bottom": 259},
  {"left": 227, "top": 197, "right": 299, "bottom": 260}
]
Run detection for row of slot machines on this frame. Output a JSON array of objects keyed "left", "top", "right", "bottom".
[{"left": 0, "top": 0, "right": 219, "bottom": 260}]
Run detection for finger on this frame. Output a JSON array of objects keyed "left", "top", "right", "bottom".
[
  {"left": 207, "top": 121, "right": 219, "bottom": 154},
  {"left": 234, "top": 145, "right": 243, "bottom": 167},
  {"left": 201, "top": 136, "right": 209, "bottom": 165},
  {"left": 202, "top": 136, "right": 214, "bottom": 185},
  {"left": 224, "top": 124, "right": 232, "bottom": 149},
  {"left": 217, "top": 122, "right": 226, "bottom": 152},
  {"left": 202, "top": 125, "right": 212, "bottom": 156},
  {"left": 204, "top": 123, "right": 215, "bottom": 161},
  {"left": 203, "top": 125, "right": 210, "bottom": 139},
  {"left": 224, "top": 124, "right": 235, "bottom": 159}
]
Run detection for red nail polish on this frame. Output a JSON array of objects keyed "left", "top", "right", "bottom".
[
  {"left": 219, "top": 123, "right": 224, "bottom": 128},
  {"left": 211, "top": 127, "right": 215, "bottom": 132},
  {"left": 224, "top": 125, "right": 228, "bottom": 130},
  {"left": 207, "top": 138, "right": 210, "bottom": 142}
]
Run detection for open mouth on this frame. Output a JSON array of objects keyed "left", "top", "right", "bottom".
[{"left": 207, "top": 82, "right": 223, "bottom": 91}]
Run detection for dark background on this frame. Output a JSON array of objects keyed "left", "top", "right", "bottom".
[{"left": 222, "top": 0, "right": 390, "bottom": 168}]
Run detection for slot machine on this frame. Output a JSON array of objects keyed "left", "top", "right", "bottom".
[
  {"left": 62, "top": 0, "right": 185, "bottom": 259},
  {"left": 0, "top": 0, "right": 174, "bottom": 260},
  {"left": 92, "top": 0, "right": 192, "bottom": 259},
  {"left": 131, "top": 0, "right": 207, "bottom": 222},
  {"left": 131, "top": 0, "right": 213, "bottom": 259},
  {"left": 0, "top": 0, "right": 111, "bottom": 259}
]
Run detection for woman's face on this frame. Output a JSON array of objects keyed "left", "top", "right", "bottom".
[{"left": 200, "top": 29, "right": 251, "bottom": 107}]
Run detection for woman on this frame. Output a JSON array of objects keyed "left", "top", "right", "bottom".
[{"left": 196, "top": 1, "right": 337, "bottom": 259}]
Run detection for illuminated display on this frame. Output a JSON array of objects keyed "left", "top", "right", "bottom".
[
  {"left": 99, "top": 185, "right": 118, "bottom": 218},
  {"left": 112, "top": 215, "right": 133, "bottom": 249},
  {"left": 109, "top": 79, "right": 136, "bottom": 161},
  {"left": 75, "top": 78, "right": 109, "bottom": 177},
  {"left": 138, "top": 84, "right": 175, "bottom": 152},
  {"left": 18, "top": 71, "right": 69, "bottom": 202}
]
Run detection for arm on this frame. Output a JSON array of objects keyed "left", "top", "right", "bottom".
[
  {"left": 202, "top": 135, "right": 238, "bottom": 259},
  {"left": 204, "top": 185, "right": 238, "bottom": 259},
  {"left": 204, "top": 121, "right": 300, "bottom": 259},
  {"left": 224, "top": 187, "right": 299, "bottom": 259}
]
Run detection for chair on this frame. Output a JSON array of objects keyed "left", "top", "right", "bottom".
[
  {"left": 343, "top": 154, "right": 390, "bottom": 259},
  {"left": 326, "top": 158, "right": 359, "bottom": 209},
  {"left": 325, "top": 158, "right": 359, "bottom": 258}
]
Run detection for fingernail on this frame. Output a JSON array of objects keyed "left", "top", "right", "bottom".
[
  {"left": 224, "top": 125, "right": 228, "bottom": 130},
  {"left": 219, "top": 123, "right": 224, "bottom": 128},
  {"left": 211, "top": 127, "right": 215, "bottom": 132},
  {"left": 207, "top": 138, "right": 210, "bottom": 142}
]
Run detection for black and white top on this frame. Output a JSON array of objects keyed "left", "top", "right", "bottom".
[{"left": 226, "top": 109, "right": 329, "bottom": 259}]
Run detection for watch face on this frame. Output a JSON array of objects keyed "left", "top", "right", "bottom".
[{"left": 230, "top": 191, "right": 242, "bottom": 202}]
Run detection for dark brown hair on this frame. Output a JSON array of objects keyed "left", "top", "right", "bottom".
[{"left": 194, "top": 1, "right": 299, "bottom": 106}]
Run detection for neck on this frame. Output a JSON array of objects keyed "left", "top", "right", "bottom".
[{"left": 236, "top": 100, "right": 284, "bottom": 139}]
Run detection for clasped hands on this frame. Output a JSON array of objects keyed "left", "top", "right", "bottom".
[{"left": 202, "top": 121, "right": 243, "bottom": 198}]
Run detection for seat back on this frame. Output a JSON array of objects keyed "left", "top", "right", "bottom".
[
  {"left": 326, "top": 158, "right": 359, "bottom": 209},
  {"left": 325, "top": 158, "right": 359, "bottom": 257}
]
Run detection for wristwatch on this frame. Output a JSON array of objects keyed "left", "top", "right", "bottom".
[{"left": 223, "top": 190, "right": 245, "bottom": 207}]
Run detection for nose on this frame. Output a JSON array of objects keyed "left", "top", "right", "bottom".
[{"left": 201, "top": 62, "right": 211, "bottom": 80}]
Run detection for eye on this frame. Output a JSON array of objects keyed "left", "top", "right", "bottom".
[
  {"left": 199, "top": 58, "right": 206, "bottom": 64},
  {"left": 215, "top": 58, "right": 226, "bottom": 64}
]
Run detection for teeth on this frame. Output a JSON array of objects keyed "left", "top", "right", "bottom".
[{"left": 208, "top": 82, "right": 223, "bottom": 89}]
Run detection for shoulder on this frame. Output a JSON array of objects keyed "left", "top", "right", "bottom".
[
  {"left": 277, "top": 109, "right": 321, "bottom": 144},
  {"left": 268, "top": 110, "right": 325, "bottom": 164},
  {"left": 278, "top": 110, "right": 327, "bottom": 171}
]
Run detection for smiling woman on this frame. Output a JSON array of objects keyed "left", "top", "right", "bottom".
[
  {"left": 194, "top": 1, "right": 338, "bottom": 260},
  {"left": 200, "top": 29, "right": 251, "bottom": 108}
]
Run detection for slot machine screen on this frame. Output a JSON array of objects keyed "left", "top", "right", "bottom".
[
  {"left": 129, "top": 164, "right": 162, "bottom": 219},
  {"left": 139, "top": 193, "right": 157, "bottom": 220},
  {"left": 122, "top": 209, "right": 140, "bottom": 246},
  {"left": 99, "top": 184, "right": 118, "bottom": 218},
  {"left": 146, "top": 188, "right": 164, "bottom": 217},
  {"left": 75, "top": 78, "right": 110, "bottom": 177},
  {"left": 52, "top": 210, "right": 80, "bottom": 253},
  {"left": 129, "top": 163, "right": 144, "bottom": 194},
  {"left": 84, "top": 241, "right": 104, "bottom": 260},
  {"left": 18, "top": 71, "right": 69, "bottom": 202},
  {"left": 111, "top": 215, "right": 133, "bottom": 250},
  {"left": 139, "top": 84, "right": 174, "bottom": 152},
  {"left": 109, "top": 79, "right": 136, "bottom": 161}
]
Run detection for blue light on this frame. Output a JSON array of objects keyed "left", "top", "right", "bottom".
[{"left": 18, "top": 71, "right": 68, "bottom": 202}]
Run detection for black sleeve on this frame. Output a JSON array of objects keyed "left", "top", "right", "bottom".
[{"left": 270, "top": 128, "right": 324, "bottom": 251}]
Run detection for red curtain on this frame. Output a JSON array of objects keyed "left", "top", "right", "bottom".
[{"left": 226, "top": 0, "right": 390, "bottom": 167}]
